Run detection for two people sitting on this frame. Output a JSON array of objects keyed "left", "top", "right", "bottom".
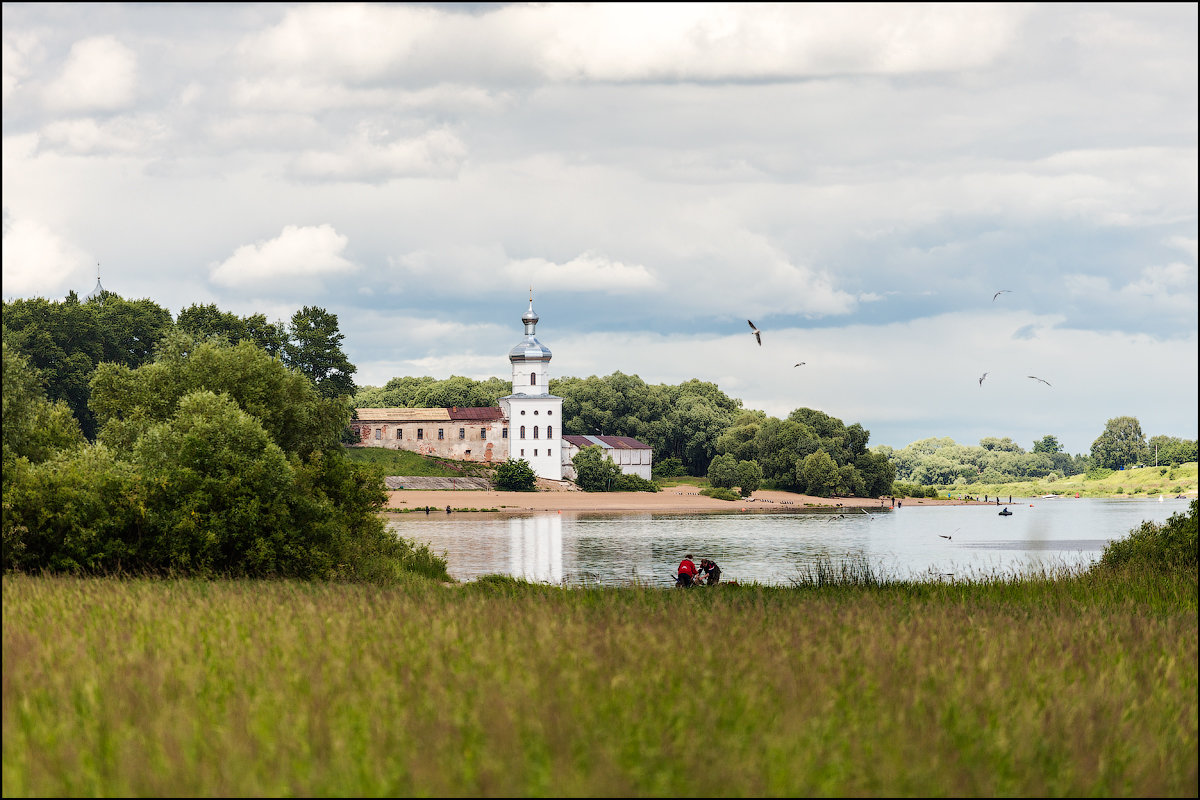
[{"left": 676, "top": 554, "right": 721, "bottom": 587}]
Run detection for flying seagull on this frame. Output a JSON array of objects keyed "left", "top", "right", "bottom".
[
  {"left": 747, "top": 319, "right": 761, "bottom": 346},
  {"left": 992, "top": 290, "right": 1012, "bottom": 302},
  {"left": 979, "top": 372, "right": 988, "bottom": 386},
  {"left": 938, "top": 534, "right": 952, "bottom": 539},
  {"left": 1028, "top": 375, "right": 1053, "bottom": 387},
  {"left": 794, "top": 361, "right": 806, "bottom": 367}
]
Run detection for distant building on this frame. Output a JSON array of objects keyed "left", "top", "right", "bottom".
[
  {"left": 352, "top": 296, "right": 566, "bottom": 481},
  {"left": 561, "top": 435, "right": 654, "bottom": 482}
]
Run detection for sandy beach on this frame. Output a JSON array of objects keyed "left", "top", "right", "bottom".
[{"left": 384, "top": 485, "right": 1001, "bottom": 514}]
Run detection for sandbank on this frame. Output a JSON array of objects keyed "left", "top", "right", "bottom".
[{"left": 384, "top": 486, "right": 1001, "bottom": 515}]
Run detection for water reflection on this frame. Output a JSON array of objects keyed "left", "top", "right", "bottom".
[
  {"left": 391, "top": 498, "right": 1191, "bottom": 586},
  {"left": 509, "top": 516, "right": 563, "bottom": 583}
]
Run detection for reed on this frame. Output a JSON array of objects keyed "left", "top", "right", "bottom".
[{"left": 3, "top": 567, "right": 1195, "bottom": 798}]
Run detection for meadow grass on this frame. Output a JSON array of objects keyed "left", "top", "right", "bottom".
[
  {"left": 3, "top": 568, "right": 1196, "bottom": 797},
  {"left": 342, "top": 446, "right": 492, "bottom": 478},
  {"left": 941, "top": 461, "right": 1198, "bottom": 499}
]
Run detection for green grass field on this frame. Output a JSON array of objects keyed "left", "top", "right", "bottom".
[
  {"left": 342, "top": 445, "right": 493, "bottom": 478},
  {"left": 3, "top": 566, "right": 1196, "bottom": 797},
  {"left": 940, "top": 462, "right": 1199, "bottom": 500}
]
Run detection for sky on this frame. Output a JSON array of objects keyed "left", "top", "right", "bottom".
[{"left": 3, "top": 2, "right": 1197, "bottom": 455}]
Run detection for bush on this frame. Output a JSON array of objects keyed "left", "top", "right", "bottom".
[
  {"left": 707, "top": 453, "right": 738, "bottom": 489},
  {"left": 612, "top": 473, "right": 660, "bottom": 492},
  {"left": 699, "top": 487, "right": 739, "bottom": 502},
  {"left": 1096, "top": 500, "right": 1197, "bottom": 572},
  {"left": 1086, "top": 466, "right": 1115, "bottom": 481},
  {"left": 736, "top": 460, "right": 763, "bottom": 497},
  {"left": 494, "top": 458, "right": 537, "bottom": 491},
  {"left": 651, "top": 457, "right": 686, "bottom": 480},
  {"left": 572, "top": 445, "right": 622, "bottom": 492}
]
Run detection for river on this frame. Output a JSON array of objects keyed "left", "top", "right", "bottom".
[{"left": 386, "top": 496, "right": 1192, "bottom": 586}]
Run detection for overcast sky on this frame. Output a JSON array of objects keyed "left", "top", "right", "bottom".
[{"left": 3, "top": 3, "right": 1196, "bottom": 454}]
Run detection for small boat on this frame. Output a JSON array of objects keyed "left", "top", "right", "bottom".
[
  {"left": 998, "top": 508, "right": 1013, "bottom": 516},
  {"left": 1041, "top": 494, "right": 1060, "bottom": 499}
]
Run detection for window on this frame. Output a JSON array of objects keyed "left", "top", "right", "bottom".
[
  {"left": 531, "top": 373, "right": 536, "bottom": 385},
  {"left": 548, "top": 409, "right": 553, "bottom": 415},
  {"left": 534, "top": 449, "right": 538, "bottom": 456},
  {"left": 520, "top": 449, "right": 525, "bottom": 457},
  {"left": 534, "top": 409, "right": 539, "bottom": 415},
  {"left": 520, "top": 410, "right": 526, "bottom": 415},
  {"left": 438, "top": 428, "right": 444, "bottom": 440},
  {"left": 533, "top": 426, "right": 539, "bottom": 439},
  {"left": 520, "top": 425, "right": 526, "bottom": 439},
  {"left": 459, "top": 428, "right": 465, "bottom": 439},
  {"left": 417, "top": 429, "right": 424, "bottom": 440},
  {"left": 502, "top": 427, "right": 508, "bottom": 439},
  {"left": 547, "top": 426, "right": 552, "bottom": 440},
  {"left": 397, "top": 429, "right": 402, "bottom": 439},
  {"left": 375, "top": 428, "right": 381, "bottom": 440},
  {"left": 481, "top": 428, "right": 486, "bottom": 440}
]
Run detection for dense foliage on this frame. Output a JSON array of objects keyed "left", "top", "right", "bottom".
[
  {"left": 1097, "top": 499, "right": 1198, "bottom": 572},
  {"left": 3, "top": 331, "right": 446, "bottom": 582},
  {"left": 571, "top": 445, "right": 624, "bottom": 492},
  {"left": 877, "top": 435, "right": 1091, "bottom": 485},
  {"left": 493, "top": 458, "right": 537, "bottom": 492}
]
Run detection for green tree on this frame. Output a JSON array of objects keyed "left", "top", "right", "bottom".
[
  {"left": 1147, "top": 435, "right": 1198, "bottom": 466},
  {"left": 572, "top": 445, "right": 622, "bottom": 492},
  {"left": 3, "top": 334, "right": 86, "bottom": 466},
  {"left": 494, "top": 458, "right": 537, "bottom": 491},
  {"left": 736, "top": 459, "right": 763, "bottom": 497},
  {"left": 1033, "top": 435, "right": 1062, "bottom": 454},
  {"left": 177, "top": 303, "right": 287, "bottom": 357},
  {"left": 284, "top": 306, "right": 357, "bottom": 399},
  {"left": 799, "top": 450, "right": 839, "bottom": 497},
  {"left": 707, "top": 453, "right": 738, "bottom": 489},
  {"left": 1090, "top": 416, "right": 1149, "bottom": 469}
]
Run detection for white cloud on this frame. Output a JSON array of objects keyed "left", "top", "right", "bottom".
[
  {"left": 1, "top": 211, "right": 91, "bottom": 296},
  {"left": 2, "top": 31, "right": 40, "bottom": 105},
  {"left": 38, "top": 114, "right": 168, "bottom": 155},
  {"left": 504, "top": 251, "right": 661, "bottom": 293},
  {"left": 288, "top": 126, "right": 466, "bottom": 182},
  {"left": 43, "top": 36, "right": 137, "bottom": 112},
  {"left": 210, "top": 224, "right": 357, "bottom": 288}
]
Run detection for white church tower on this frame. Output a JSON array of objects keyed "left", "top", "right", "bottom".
[{"left": 498, "top": 293, "right": 564, "bottom": 481}]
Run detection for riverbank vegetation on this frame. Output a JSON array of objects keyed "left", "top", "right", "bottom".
[
  {"left": 936, "top": 461, "right": 1198, "bottom": 500},
  {"left": 4, "top": 506, "right": 1196, "bottom": 797}
]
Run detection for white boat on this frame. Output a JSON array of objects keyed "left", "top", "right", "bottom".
[{"left": 1041, "top": 494, "right": 1060, "bottom": 499}]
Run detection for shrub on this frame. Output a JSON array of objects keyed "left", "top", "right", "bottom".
[
  {"left": 699, "top": 487, "right": 739, "bottom": 502},
  {"left": 651, "top": 457, "right": 686, "bottom": 480},
  {"left": 612, "top": 473, "right": 660, "bottom": 492},
  {"left": 1086, "top": 466, "right": 1115, "bottom": 481},
  {"left": 572, "top": 445, "right": 622, "bottom": 492},
  {"left": 1096, "top": 500, "right": 1197, "bottom": 572},
  {"left": 494, "top": 458, "right": 537, "bottom": 492},
  {"left": 707, "top": 453, "right": 738, "bottom": 489}
]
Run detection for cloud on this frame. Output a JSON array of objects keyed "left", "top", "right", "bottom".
[
  {"left": 1, "top": 210, "right": 91, "bottom": 296},
  {"left": 2, "top": 31, "right": 41, "bottom": 105},
  {"left": 504, "top": 251, "right": 661, "bottom": 293},
  {"left": 238, "top": 3, "right": 1029, "bottom": 88},
  {"left": 43, "top": 36, "right": 137, "bottom": 112},
  {"left": 38, "top": 114, "right": 168, "bottom": 155},
  {"left": 288, "top": 125, "right": 466, "bottom": 182},
  {"left": 210, "top": 224, "right": 357, "bottom": 289}
]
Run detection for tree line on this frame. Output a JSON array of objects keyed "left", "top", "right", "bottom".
[{"left": 2, "top": 293, "right": 446, "bottom": 580}]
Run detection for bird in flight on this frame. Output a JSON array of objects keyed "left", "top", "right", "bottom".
[
  {"left": 794, "top": 361, "right": 806, "bottom": 367},
  {"left": 979, "top": 372, "right": 988, "bottom": 386},
  {"left": 747, "top": 319, "right": 761, "bottom": 346},
  {"left": 1028, "top": 375, "right": 1053, "bottom": 387},
  {"left": 992, "top": 290, "right": 1012, "bottom": 302},
  {"left": 938, "top": 534, "right": 952, "bottom": 539}
]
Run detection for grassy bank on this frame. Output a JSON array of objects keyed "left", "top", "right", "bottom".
[
  {"left": 342, "top": 445, "right": 493, "bottom": 478},
  {"left": 3, "top": 568, "right": 1196, "bottom": 797},
  {"left": 937, "top": 461, "right": 1198, "bottom": 500}
]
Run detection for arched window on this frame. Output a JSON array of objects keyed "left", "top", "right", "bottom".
[
  {"left": 533, "top": 426, "right": 539, "bottom": 439},
  {"left": 520, "top": 425, "right": 526, "bottom": 439},
  {"left": 531, "top": 373, "right": 536, "bottom": 385},
  {"left": 547, "top": 426, "right": 552, "bottom": 440}
]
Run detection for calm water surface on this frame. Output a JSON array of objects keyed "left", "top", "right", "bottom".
[{"left": 387, "top": 497, "right": 1191, "bottom": 586}]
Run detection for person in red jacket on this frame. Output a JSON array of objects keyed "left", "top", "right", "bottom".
[{"left": 676, "top": 554, "right": 698, "bottom": 587}]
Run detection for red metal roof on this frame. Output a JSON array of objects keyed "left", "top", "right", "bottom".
[
  {"left": 563, "top": 434, "right": 651, "bottom": 450},
  {"left": 447, "top": 406, "right": 505, "bottom": 421}
]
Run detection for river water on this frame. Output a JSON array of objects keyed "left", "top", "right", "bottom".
[{"left": 387, "top": 496, "right": 1192, "bottom": 587}]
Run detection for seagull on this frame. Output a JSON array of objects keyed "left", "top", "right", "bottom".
[
  {"left": 794, "top": 362, "right": 806, "bottom": 367},
  {"left": 979, "top": 372, "right": 988, "bottom": 386},
  {"left": 938, "top": 534, "right": 952, "bottom": 539},
  {"left": 992, "top": 290, "right": 1012, "bottom": 302},
  {"left": 747, "top": 319, "right": 761, "bottom": 346},
  {"left": 859, "top": 508, "right": 872, "bottom": 519},
  {"left": 1028, "top": 375, "right": 1053, "bottom": 387}
]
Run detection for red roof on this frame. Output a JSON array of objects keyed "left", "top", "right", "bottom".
[
  {"left": 563, "top": 434, "right": 651, "bottom": 450},
  {"left": 447, "top": 406, "right": 505, "bottom": 421}
]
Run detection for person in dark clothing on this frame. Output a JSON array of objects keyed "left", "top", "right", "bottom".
[
  {"left": 676, "top": 554, "right": 698, "bottom": 587},
  {"left": 699, "top": 558, "right": 721, "bottom": 586}
]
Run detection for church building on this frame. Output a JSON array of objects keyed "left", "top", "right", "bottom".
[{"left": 353, "top": 297, "right": 567, "bottom": 481}]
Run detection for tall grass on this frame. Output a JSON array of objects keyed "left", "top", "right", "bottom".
[{"left": 4, "top": 569, "right": 1195, "bottom": 797}]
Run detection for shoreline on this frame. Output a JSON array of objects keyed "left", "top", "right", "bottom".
[{"left": 384, "top": 487, "right": 1013, "bottom": 515}]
